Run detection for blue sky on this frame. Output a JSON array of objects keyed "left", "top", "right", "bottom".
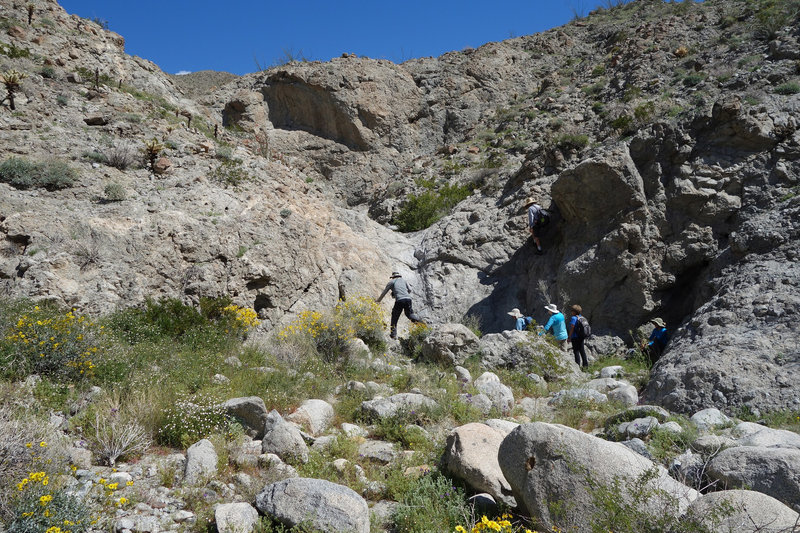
[{"left": 58, "top": 1, "right": 610, "bottom": 76}]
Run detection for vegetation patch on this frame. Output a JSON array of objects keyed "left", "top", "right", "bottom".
[
  {"left": 0, "top": 157, "right": 77, "bottom": 191},
  {"left": 392, "top": 181, "right": 474, "bottom": 232}
]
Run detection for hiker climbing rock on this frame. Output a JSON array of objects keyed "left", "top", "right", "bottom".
[
  {"left": 507, "top": 308, "right": 533, "bottom": 331},
  {"left": 642, "top": 317, "right": 669, "bottom": 363},
  {"left": 541, "top": 303, "right": 568, "bottom": 350},
  {"left": 376, "top": 271, "right": 423, "bottom": 339},
  {"left": 524, "top": 197, "right": 550, "bottom": 255},
  {"left": 568, "top": 304, "right": 591, "bottom": 368}
]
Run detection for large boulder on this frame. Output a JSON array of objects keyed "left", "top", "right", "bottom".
[
  {"left": 221, "top": 396, "right": 269, "bottom": 439},
  {"left": 184, "top": 439, "right": 218, "bottom": 485},
  {"left": 442, "top": 423, "right": 516, "bottom": 507},
  {"left": 707, "top": 446, "right": 800, "bottom": 511},
  {"left": 473, "top": 372, "right": 514, "bottom": 414},
  {"left": 498, "top": 422, "right": 698, "bottom": 530},
  {"left": 731, "top": 422, "right": 800, "bottom": 449},
  {"left": 255, "top": 478, "right": 370, "bottom": 533},
  {"left": 684, "top": 490, "right": 800, "bottom": 533},
  {"left": 286, "top": 399, "right": 335, "bottom": 436},
  {"left": 478, "top": 330, "right": 579, "bottom": 380},
  {"left": 261, "top": 410, "right": 309, "bottom": 463},
  {"left": 214, "top": 502, "right": 259, "bottom": 533},
  {"left": 360, "top": 393, "right": 437, "bottom": 420},
  {"left": 419, "top": 323, "right": 479, "bottom": 366}
]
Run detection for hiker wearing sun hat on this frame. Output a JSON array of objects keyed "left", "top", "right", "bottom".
[
  {"left": 542, "top": 303, "right": 568, "bottom": 350},
  {"left": 523, "top": 197, "right": 550, "bottom": 255},
  {"left": 376, "top": 270, "right": 423, "bottom": 339},
  {"left": 507, "top": 307, "right": 533, "bottom": 331},
  {"left": 642, "top": 317, "right": 669, "bottom": 362}
]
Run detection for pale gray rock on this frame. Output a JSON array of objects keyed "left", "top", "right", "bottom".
[
  {"left": 358, "top": 440, "right": 397, "bottom": 464},
  {"left": 600, "top": 365, "right": 624, "bottom": 379},
  {"left": 607, "top": 384, "right": 639, "bottom": 407},
  {"left": 660, "top": 421, "right": 684, "bottom": 434},
  {"left": 732, "top": 422, "right": 800, "bottom": 449},
  {"left": 419, "top": 323, "right": 479, "bottom": 366},
  {"left": 459, "top": 392, "right": 493, "bottom": 415},
  {"left": 477, "top": 331, "right": 579, "bottom": 380},
  {"left": 222, "top": 396, "right": 269, "bottom": 440},
  {"left": 499, "top": 422, "right": 698, "bottom": 530},
  {"left": 69, "top": 447, "right": 92, "bottom": 469},
  {"left": 708, "top": 446, "right": 800, "bottom": 511},
  {"left": 691, "top": 434, "right": 738, "bottom": 456},
  {"left": 255, "top": 478, "right": 369, "bottom": 533},
  {"left": 259, "top": 453, "right": 299, "bottom": 479},
  {"left": 214, "top": 502, "right": 259, "bottom": 533},
  {"left": 548, "top": 388, "right": 608, "bottom": 406},
  {"left": 442, "top": 423, "right": 516, "bottom": 507},
  {"left": 454, "top": 365, "right": 472, "bottom": 384},
  {"left": 341, "top": 423, "right": 368, "bottom": 438},
  {"left": 184, "top": 439, "right": 217, "bottom": 485},
  {"left": 212, "top": 374, "right": 230, "bottom": 385},
  {"left": 261, "top": 410, "right": 309, "bottom": 463},
  {"left": 474, "top": 372, "right": 514, "bottom": 413},
  {"left": 286, "top": 399, "right": 335, "bottom": 436},
  {"left": 691, "top": 408, "right": 731, "bottom": 430},
  {"left": 684, "top": 490, "right": 800, "bottom": 533},
  {"left": 360, "top": 393, "right": 437, "bottom": 420},
  {"left": 670, "top": 450, "right": 705, "bottom": 489},
  {"left": 484, "top": 418, "right": 520, "bottom": 436},
  {"left": 619, "top": 416, "right": 660, "bottom": 439}
]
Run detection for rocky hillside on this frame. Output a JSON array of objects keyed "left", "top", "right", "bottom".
[{"left": 1, "top": 0, "right": 799, "bottom": 411}]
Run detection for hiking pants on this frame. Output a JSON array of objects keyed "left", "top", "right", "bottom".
[
  {"left": 572, "top": 338, "right": 588, "bottom": 368},
  {"left": 391, "top": 298, "right": 420, "bottom": 334}
]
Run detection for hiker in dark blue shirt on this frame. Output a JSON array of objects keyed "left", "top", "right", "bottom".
[
  {"left": 524, "top": 197, "right": 549, "bottom": 255},
  {"left": 643, "top": 317, "right": 669, "bottom": 362}
]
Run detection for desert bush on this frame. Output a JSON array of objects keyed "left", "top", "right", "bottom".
[
  {"left": 775, "top": 81, "right": 800, "bottom": 95},
  {"left": 399, "top": 322, "right": 431, "bottom": 361},
  {"left": 0, "top": 303, "right": 103, "bottom": 381},
  {"left": 554, "top": 133, "right": 589, "bottom": 150},
  {"left": 609, "top": 114, "right": 635, "bottom": 135},
  {"left": 105, "top": 143, "right": 135, "bottom": 170},
  {"left": 0, "top": 43, "right": 30, "bottom": 59},
  {"left": 210, "top": 158, "right": 251, "bottom": 187},
  {"left": 753, "top": 0, "right": 800, "bottom": 40},
  {"left": 392, "top": 182, "right": 473, "bottom": 232},
  {"left": 7, "top": 471, "right": 91, "bottom": 533},
  {"left": 82, "top": 151, "right": 107, "bottom": 165},
  {"left": 103, "top": 182, "right": 126, "bottom": 202},
  {"left": 39, "top": 65, "right": 56, "bottom": 79},
  {"left": 0, "top": 157, "right": 77, "bottom": 191},
  {"left": 84, "top": 392, "right": 152, "bottom": 466},
  {"left": 683, "top": 73, "right": 705, "bottom": 87},
  {"left": 392, "top": 471, "right": 470, "bottom": 533}
]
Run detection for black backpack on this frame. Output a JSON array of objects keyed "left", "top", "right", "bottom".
[
  {"left": 575, "top": 316, "right": 591, "bottom": 339},
  {"left": 536, "top": 208, "right": 551, "bottom": 228}
]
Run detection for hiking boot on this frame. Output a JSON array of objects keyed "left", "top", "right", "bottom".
[{"left": 535, "top": 248, "right": 544, "bottom": 255}]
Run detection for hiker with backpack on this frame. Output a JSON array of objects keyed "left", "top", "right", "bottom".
[
  {"left": 642, "top": 317, "right": 669, "bottom": 363},
  {"left": 507, "top": 308, "right": 533, "bottom": 331},
  {"left": 524, "top": 197, "right": 550, "bottom": 255},
  {"left": 542, "top": 303, "right": 568, "bottom": 350},
  {"left": 376, "top": 271, "right": 423, "bottom": 339},
  {"left": 568, "top": 304, "right": 591, "bottom": 368}
]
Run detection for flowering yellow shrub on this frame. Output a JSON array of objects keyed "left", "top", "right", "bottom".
[
  {"left": 3, "top": 305, "right": 103, "bottom": 380},
  {"left": 455, "top": 514, "right": 536, "bottom": 533},
  {"left": 221, "top": 304, "right": 259, "bottom": 332},
  {"left": 276, "top": 296, "right": 386, "bottom": 365}
]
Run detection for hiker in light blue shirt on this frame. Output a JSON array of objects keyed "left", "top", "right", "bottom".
[
  {"left": 507, "top": 308, "right": 532, "bottom": 331},
  {"left": 542, "top": 303, "right": 568, "bottom": 350}
]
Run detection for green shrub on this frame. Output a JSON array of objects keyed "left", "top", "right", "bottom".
[
  {"left": 554, "top": 133, "right": 589, "bottom": 150},
  {"left": 210, "top": 159, "right": 251, "bottom": 187},
  {"left": 39, "top": 66, "right": 56, "bottom": 79},
  {"left": 399, "top": 322, "right": 431, "bottom": 360},
  {"left": 7, "top": 475, "right": 91, "bottom": 533},
  {"left": 609, "top": 114, "right": 634, "bottom": 134},
  {"left": 55, "top": 93, "right": 68, "bottom": 106},
  {"left": 0, "top": 157, "right": 77, "bottom": 191},
  {"left": 83, "top": 151, "right": 108, "bottom": 165},
  {"left": 392, "top": 182, "right": 473, "bottom": 232},
  {"left": 633, "top": 101, "right": 655, "bottom": 122},
  {"left": 754, "top": 0, "right": 800, "bottom": 40},
  {"left": 103, "top": 182, "right": 126, "bottom": 202},
  {"left": 157, "top": 393, "right": 227, "bottom": 448},
  {"left": 0, "top": 42, "right": 30, "bottom": 59},
  {"left": 391, "top": 472, "right": 470, "bottom": 533},
  {"left": 774, "top": 81, "right": 800, "bottom": 95},
  {"left": 683, "top": 74, "right": 704, "bottom": 87}
]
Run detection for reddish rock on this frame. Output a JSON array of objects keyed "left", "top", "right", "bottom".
[
  {"left": 7, "top": 26, "right": 26, "bottom": 39},
  {"left": 153, "top": 157, "right": 172, "bottom": 175}
]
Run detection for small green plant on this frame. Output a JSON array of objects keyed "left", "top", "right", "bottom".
[
  {"left": 774, "top": 81, "right": 800, "bottom": 95},
  {"left": 157, "top": 393, "right": 227, "bottom": 448},
  {"left": 391, "top": 472, "right": 470, "bottom": 533},
  {"left": 392, "top": 182, "right": 473, "bottom": 232},
  {"left": 554, "top": 133, "right": 589, "bottom": 151},
  {"left": 82, "top": 151, "right": 108, "bottom": 165},
  {"left": 39, "top": 65, "right": 56, "bottom": 79},
  {"left": 609, "top": 114, "right": 634, "bottom": 135},
  {"left": 8, "top": 470, "right": 92, "bottom": 533},
  {"left": 682, "top": 73, "right": 704, "bottom": 87},
  {"left": 103, "top": 182, "right": 126, "bottom": 202},
  {"left": 210, "top": 158, "right": 252, "bottom": 187},
  {"left": 1, "top": 69, "right": 28, "bottom": 110},
  {"left": 56, "top": 93, "right": 69, "bottom": 106},
  {"left": 0, "top": 157, "right": 77, "bottom": 190},
  {"left": 0, "top": 43, "right": 31, "bottom": 59},
  {"left": 633, "top": 101, "right": 655, "bottom": 123}
]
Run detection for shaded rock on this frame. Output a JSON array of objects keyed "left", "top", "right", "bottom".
[
  {"left": 618, "top": 416, "right": 660, "bottom": 439},
  {"left": 358, "top": 440, "right": 397, "bottom": 464},
  {"left": 442, "top": 423, "right": 516, "bottom": 507},
  {"left": 153, "top": 157, "right": 172, "bottom": 175},
  {"left": 419, "top": 323, "right": 479, "bottom": 366},
  {"left": 261, "top": 410, "right": 309, "bottom": 463},
  {"left": 83, "top": 115, "right": 109, "bottom": 126},
  {"left": 222, "top": 396, "right": 269, "bottom": 439},
  {"left": 499, "top": 422, "right": 698, "bottom": 530},
  {"left": 621, "top": 438, "right": 653, "bottom": 460},
  {"left": 691, "top": 434, "right": 738, "bottom": 456},
  {"left": 255, "top": 478, "right": 369, "bottom": 533}
]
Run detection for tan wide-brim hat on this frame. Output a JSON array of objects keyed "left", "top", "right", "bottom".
[
  {"left": 544, "top": 304, "right": 559, "bottom": 314},
  {"left": 507, "top": 308, "right": 524, "bottom": 319},
  {"left": 650, "top": 318, "right": 666, "bottom": 328},
  {"left": 524, "top": 196, "right": 536, "bottom": 207},
  {"left": 390, "top": 271, "right": 401, "bottom": 278}
]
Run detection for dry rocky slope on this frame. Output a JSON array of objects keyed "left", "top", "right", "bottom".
[{"left": 1, "top": 0, "right": 799, "bottom": 417}]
